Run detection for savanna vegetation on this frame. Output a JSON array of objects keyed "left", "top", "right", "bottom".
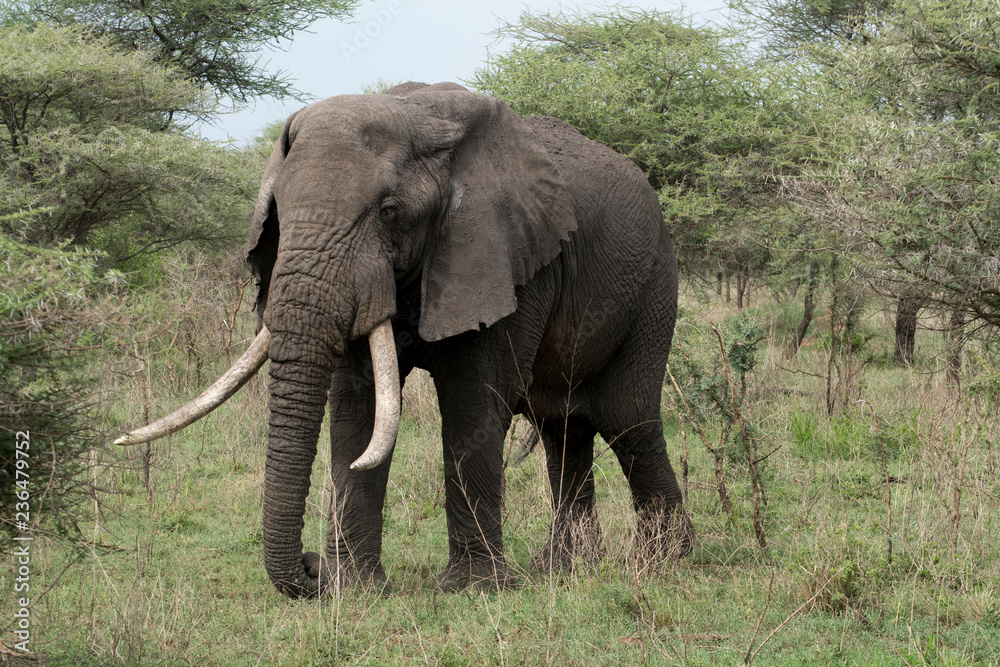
[{"left": 3, "top": 1, "right": 1000, "bottom": 664}]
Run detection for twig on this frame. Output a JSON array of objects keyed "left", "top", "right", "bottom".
[
  {"left": 667, "top": 365, "right": 734, "bottom": 520},
  {"left": 712, "top": 326, "right": 767, "bottom": 550},
  {"left": 132, "top": 342, "right": 152, "bottom": 502},
  {"left": 951, "top": 424, "right": 974, "bottom": 555},
  {"left": 858, "top": 400, "right": 892, "bottom": 565},
  {"left": 746, "top": 565, "right": 849, "bottom": 665},
  {"left": 225, "top": 275, "right": 252, "bottom": 366},
  {"left": 744, "top": 568, "right": 776, "bottom": 665}
]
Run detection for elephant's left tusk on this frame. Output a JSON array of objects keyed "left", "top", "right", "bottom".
[
  {"left": 114, "top": 327, "right": 271, "bottom": 446},
  {"left": 350, "top": 319, "right": 401, "bottom": 471}
]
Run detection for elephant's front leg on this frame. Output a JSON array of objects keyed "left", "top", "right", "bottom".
[
  {"left": 433, "top": 374, "right": 514, "bottom": 592},
  {"left": 319, "top": 343, "right": 396, "bottom": 594}
]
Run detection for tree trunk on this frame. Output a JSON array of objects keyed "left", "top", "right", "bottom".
[
  {"left": 785, "top": 260, "right": 820, "bottom": 359},
  {"left": 735, "top": 267, "right": 750, "bottom": 310},
  {"left": 716, "top": 270, "right": 723, "bottom": 296},
  {"left": 725, "top": 271, "right": 731, "bottom": 304},
  {"left": 893, "top": 296, "right": 921, "bottom": 366},
  {"left": 946, "top": 306, "right": 965, "bottom": 387}
]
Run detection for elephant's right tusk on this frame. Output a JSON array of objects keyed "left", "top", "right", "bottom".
[
  {"left": 114, "top": 327, "right": 271, "bottom": 446},
  {"left": 350, "top": 319, "right": 401, "bottom": 471}
]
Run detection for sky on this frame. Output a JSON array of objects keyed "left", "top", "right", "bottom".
[{"left": 199, "top": 0, "right": 730, "bottom": 143}]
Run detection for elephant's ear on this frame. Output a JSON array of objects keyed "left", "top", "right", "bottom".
[
  {"left": 404, "top": 89, "right": 577, "bottom": 342},
  {"left": 247, "top": 112, "right": 297, "bottom": 327}
]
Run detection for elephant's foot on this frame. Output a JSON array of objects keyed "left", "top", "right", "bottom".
[
  {"left": 434, "top": 556, "right": 515, "bottom": 592},
  {"left": 531, "top": 516, "right": 605, "bottom": 573},
  {"left": 635, "top": 503, "right": 694, "bottom": 564},
  {"left": 303, "top": 551, "right": 393, "bottom": 596}
]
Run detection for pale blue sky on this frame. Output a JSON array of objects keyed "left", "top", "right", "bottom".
[{"left": 199, "top": 1, "right": 730, "bottom": 143}]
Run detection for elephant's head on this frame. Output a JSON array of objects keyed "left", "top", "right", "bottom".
[{"left": 247, "top": 82, "right": 576, "bottom": 346}]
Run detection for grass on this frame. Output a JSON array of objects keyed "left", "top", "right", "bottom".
[{"left": 6, "top": 288, "right": 1000, "bottom": 666}]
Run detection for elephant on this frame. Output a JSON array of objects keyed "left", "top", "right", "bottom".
[{"left": 117, "top": 81, "right": 692, "bottom": 597}]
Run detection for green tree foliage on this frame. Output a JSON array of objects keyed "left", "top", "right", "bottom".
[
  {"left": 473, "top": 10, "right": 738, "bottom": 193},
  {"left": 672, "top": 311, "right": 766, "bottom": 433},
  {"left": 0, "top": 5, "right": 295, "bottom": 540},
  {"left": 0, "top": 25, "right": 264, "bottom": 535},
  {"left": 731, "top": 0, "right": 890, "bottom": 50},
  {"left": 4, "top": 0, "right": 358, "bottom": 104},
  {"left": 471, "top": 8, "right": 817, "bottom": 287},
  {"left": 247, "top": 119, "right": 284, "bottom": 161},
  {"left": 786, "top": 0, "right": 1000, "bottom": 327},
  {"left": 0, "top": 232, "right": 124, "bottom": 535},
  {"left": 0, "top": 24, "right": 259, "bottom": 266}
]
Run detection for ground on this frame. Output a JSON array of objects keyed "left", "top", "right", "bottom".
[{"left": 8, "top": 287, "right": 1000, "bottom": 666}]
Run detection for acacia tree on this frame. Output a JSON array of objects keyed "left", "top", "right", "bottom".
[
  {"left": 472, "top": 8, "right": 821, "bottom": 312},
  {"left": 731, "top": 0, "right": 930, "bottom": 365},
  {"left": 0, "top": 230, "right": 126, "bottom": 536},
  {"left": 730, "top": 0, "right": 890, "bottom": 51},
  {"left": 783, "top": 0, "right": 1000, "bottom": 379},
  {"left": 0, "top": 24, "right": 259, "bottom": 266},
  {"left": 0, "top": 24, "right": 262, "bottom": 536},
  {"left": 738, "top": 0, "right": 1000, "bottom": 368},
  {"left": 4, "top": 0, "right": 357, "bottom": 104},
  {"left": 0, "top": 2, "right": 346, "bottom": 537}
]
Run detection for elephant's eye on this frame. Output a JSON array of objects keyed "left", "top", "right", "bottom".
[{"left": 379, "top": 204, "right": 398, "bottom": 223}]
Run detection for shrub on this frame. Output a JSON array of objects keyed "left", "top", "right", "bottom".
[{"left": 0, "top": 231, "right": 123, "bottom": 535}]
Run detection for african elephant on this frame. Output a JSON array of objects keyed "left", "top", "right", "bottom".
[{"left": 118, "top": 82, "right": 691, "bottom": 597}]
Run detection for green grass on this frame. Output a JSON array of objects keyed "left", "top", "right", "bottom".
[
  {"left": 788, "top": 408, "right": 921, "bottom": 460},
  {"left": 7, "top": 295, "right": 1000, "bottom": 666}
]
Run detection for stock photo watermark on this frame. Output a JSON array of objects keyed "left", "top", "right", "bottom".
[
  {"left": 340, "top": 0, "right": 403, "bottom": 63},
  {"left": 11, "top": 430, "right": 31, "bottom": 654}
]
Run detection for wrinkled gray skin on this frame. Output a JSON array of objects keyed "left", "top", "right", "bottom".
[{"left": 248, "top": 82, "right": 691, "bottom": 597}]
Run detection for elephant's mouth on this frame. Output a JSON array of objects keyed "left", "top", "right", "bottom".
[{"left": 114, "top": 319, "right": 401, "bottom": 471}]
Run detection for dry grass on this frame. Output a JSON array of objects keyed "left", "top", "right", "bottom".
[{"left": 6, "top": 277, "right": 1000, "bottom": 665}]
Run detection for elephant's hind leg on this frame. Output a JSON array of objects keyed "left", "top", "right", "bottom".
[
  {"left": 590, "top": 332, "right": 693, "bottom": 564},
  {"left": 601, "top": 418, "right": 693, "bottom": 564},
  {"left": 531, "top": 416, "right": 605, "bottom": 572}
]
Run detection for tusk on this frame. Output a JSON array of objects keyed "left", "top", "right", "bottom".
[
  {"left": 114, "top": 327, "right": 271, "bottom": 446},
  {"left": 350, "top": 319, "right": 401, "bottom": 471}
]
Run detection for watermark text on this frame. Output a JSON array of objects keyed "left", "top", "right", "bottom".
[
  {"left": 341, "top": 0, "right": 403, "bottom": 63},
  {"left": 12, "top": 430, "right": 31, "bottom": 654}
]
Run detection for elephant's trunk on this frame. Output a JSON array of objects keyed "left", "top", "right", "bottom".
[
  {"left": 263, "top": 349, "right": 329, "bottom": 597},
  {"left": 262, "top": 317, "right": 399, "bottom": 596}
]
